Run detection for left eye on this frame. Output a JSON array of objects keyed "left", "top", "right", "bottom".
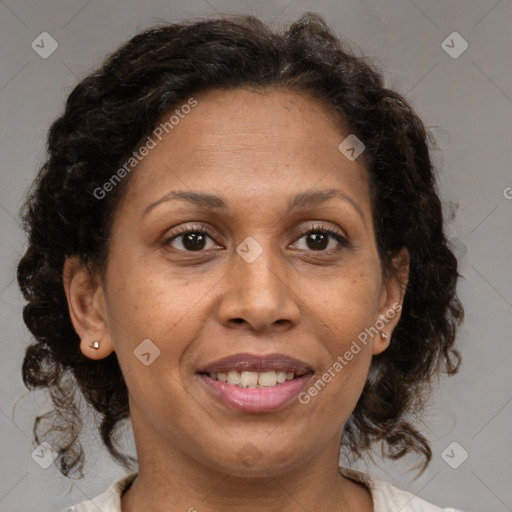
[{"left": 292, "top": 227, "right": 349, "bottom": 252}]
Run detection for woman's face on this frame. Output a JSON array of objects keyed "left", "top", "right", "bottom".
[{"left": 67, "top": 87, "right": 408, "bottom": 477}]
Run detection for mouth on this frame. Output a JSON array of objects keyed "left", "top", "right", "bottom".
[
  {"left": 197, "top": 353, "right": 314, "bottom": 413},
  {"left": 198, "top": 369, "right": 308, "bottom": 388},
  {"left": 198, "top": 352, "right": 312, "bottom": 375}
]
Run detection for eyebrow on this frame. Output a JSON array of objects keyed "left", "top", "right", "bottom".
[{"left": 142, "top": 188, "right": 365, "bottom": 226}]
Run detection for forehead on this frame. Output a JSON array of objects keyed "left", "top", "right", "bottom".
[
  {"left": 117, "top": 87, "right": 372, "bottom": 220},
  {"left": 158, "top": 87, "right": 350, "bottom": 157}
]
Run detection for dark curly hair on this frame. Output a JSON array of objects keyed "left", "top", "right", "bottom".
[{"left": 17, "top": 12, "right": 464, "bottom": 479}]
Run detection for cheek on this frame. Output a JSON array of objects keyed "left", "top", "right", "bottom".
[
  {"left": 105, "top": 269, "right": 195, "bottom": 418},
  {"left": 307, "top": 269, "right": 381, "bottom": 345},
  {"left": 298, "top": 269, "right": 379, "bottom": 404},
  {"left": 105, "top": 267, "right": 190, "bottom": 370},
  {"left": 107, "top": 262, "right": 194, "bottom": 333},
  {"left": 302, "top": 339, "right": 372, "bottom": 421}
]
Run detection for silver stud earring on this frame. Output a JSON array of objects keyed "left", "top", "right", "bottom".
[
  {"left": 380, "top": 332, "right": 388, "bottom": 340},
  {"left": 89, "top": 341, "right": 100, "bottom": 349}
]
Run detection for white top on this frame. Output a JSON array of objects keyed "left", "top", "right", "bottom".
[{"left": 64, "top": 467, "right": 465, "bottom": 511}]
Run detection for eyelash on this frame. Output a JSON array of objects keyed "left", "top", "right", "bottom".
[{"left": 162, "top": 223, "right": 350, "bottom": 254}]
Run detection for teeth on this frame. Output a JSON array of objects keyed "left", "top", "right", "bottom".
[
  {"left": 240, "top": 371, "right": 258, "bottom": 387},
  {"left": 258, "top": 371, "right": 277, "bottom": 387},
  {"left": 227, "top": 371, "right": 241, "bottom": 385},
  {"left": 209, "top": 370, "right": 299, "bottom": 387}
]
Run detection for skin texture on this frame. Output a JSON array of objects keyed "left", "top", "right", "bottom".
[{"left": 63, "top": 87, "right": 409, "bottom": 512}]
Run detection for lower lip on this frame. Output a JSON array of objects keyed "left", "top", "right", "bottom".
[{"left": 198, "top": 373, "right": 313, "bottom": 413}]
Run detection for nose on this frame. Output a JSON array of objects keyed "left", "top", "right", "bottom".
[{"left": 216, "top": 240, "right": 301, "bottom": 334}]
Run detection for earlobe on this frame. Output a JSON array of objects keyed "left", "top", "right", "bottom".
[
  {"left": 63, "top": 256, "right": 115, "bottom": 360},
  {"left": 372, "top": 330, "right": 391, "bottom": 355},
  {"left": 79, "top": 337, "right": 114, "bottom": 360}
]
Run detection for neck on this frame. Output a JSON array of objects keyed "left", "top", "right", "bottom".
[{"left": 121, "top": 411, "right": 372, "bottom": 512}]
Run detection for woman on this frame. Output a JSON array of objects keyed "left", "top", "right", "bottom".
[{"left": 17, "top": 12, "right": 465, "bottom": 512}]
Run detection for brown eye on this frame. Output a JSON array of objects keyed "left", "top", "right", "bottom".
[
  {"left": 163, "top": 225, "right": 219, "bottom": 252},
  {"left": 304, "top": 232, "right": 330, "bottom": 251},
  {"left": 293, "top": 225, "right": 350, "bottom": 253},
  {"left": 174, "top": 232, "right": 209, "bottom": 251}
]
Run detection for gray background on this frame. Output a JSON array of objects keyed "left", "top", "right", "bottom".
[{"left": 1, "top": 1, "right": 511, "bottom": 511}]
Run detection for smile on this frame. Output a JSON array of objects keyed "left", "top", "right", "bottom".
[
  {"left": 198, "top": 372, "right": 313, "bottom": 413},
  {"left": 207, "top": 370, "right": 299, "bottom": 388}
]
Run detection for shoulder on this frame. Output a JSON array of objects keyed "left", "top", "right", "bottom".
[
  {"left": 63, "top": 472, "right": 137, "bottom": 512},
  {"left": 339, "top": 466, "right": 465, "bottom": 512}
]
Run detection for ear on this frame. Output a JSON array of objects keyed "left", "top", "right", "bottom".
[
  {"left": 372, "top": 247, "right": 410, "bottom": 355},
  {"left": 62, "top": 256, "right": 114, "bottom": 360}
]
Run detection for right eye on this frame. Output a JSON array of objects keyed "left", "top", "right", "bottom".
[{"left": 162, "top": 224, "right": 221, "bottom": 252}]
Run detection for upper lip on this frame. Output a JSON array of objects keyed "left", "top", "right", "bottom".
[{"left": 198, "top": 353, "right": 313, "bottom": 376}]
